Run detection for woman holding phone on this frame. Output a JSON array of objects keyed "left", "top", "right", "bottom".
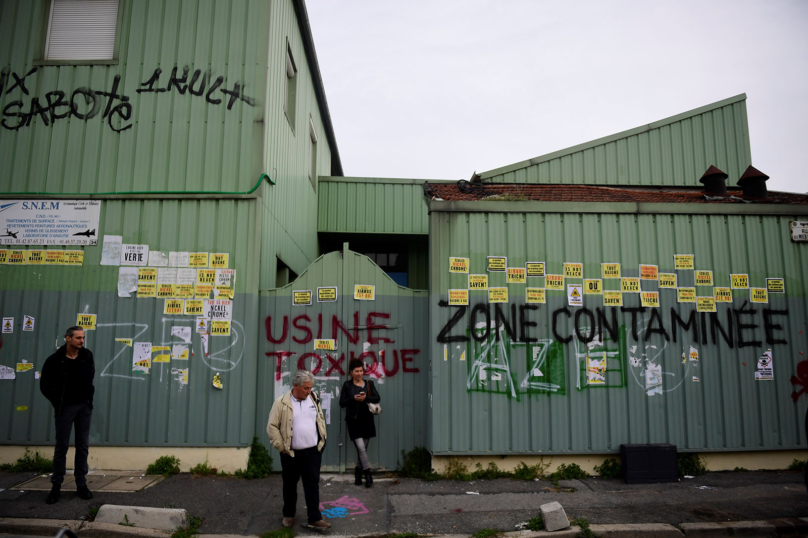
[{"left": 339, "top": 358, "right": 381, "bottom": 487}]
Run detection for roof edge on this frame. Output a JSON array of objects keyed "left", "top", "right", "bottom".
[
  {"left": 293, "top": 0, "right": 343, "bottom": 176},
  {"left": 320, "top": 176, "right": 457, "bottom": 185},
  {"left": 480, "top": 93, "right": 748, "bottom": 180}
]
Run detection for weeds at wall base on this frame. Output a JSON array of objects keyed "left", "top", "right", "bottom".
[{"left": 0, "top": 448, "right": 54, "bottom": 473}]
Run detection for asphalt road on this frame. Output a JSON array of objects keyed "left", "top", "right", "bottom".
[{"left": 2, "top": 469, "right": 807, "bottom": 536}]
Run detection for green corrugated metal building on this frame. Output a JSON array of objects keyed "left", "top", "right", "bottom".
[{"left": 1, "top": 0, "right": 807, "bottom": 474}]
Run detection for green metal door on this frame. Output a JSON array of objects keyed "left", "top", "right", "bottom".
[{"left": 258, "top": 245, "right": 429, "bottom": 471}]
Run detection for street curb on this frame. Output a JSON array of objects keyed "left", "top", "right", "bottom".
[
  {"left": 680, "top": 521, "right": 777, "bottom": 536},
  {"left": 0, "top": 517, "right": 82, "bottom": 536},
  {"left": 80, "top": 521, "right": 171, "bottom": 537},
  {"left": 591, "top": 524, "right": 684, "bottom": 538}
]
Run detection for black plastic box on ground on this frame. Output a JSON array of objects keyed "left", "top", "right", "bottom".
[{"left": 620, "top": 444, "right": 678, "bottom": 483}]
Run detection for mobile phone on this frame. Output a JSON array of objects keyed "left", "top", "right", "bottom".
[{"left": 359, "top": 391, "right": 365, "bottom": 395}]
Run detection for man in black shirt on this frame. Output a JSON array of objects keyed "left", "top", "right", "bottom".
[{"left": 40, "top": 326, "right": 95, "bottom": 504}]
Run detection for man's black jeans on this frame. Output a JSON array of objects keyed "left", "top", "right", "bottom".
[
  {"left": 51, "top": 403, "right": 92, "bottom": 487},
  {"left": 281, "top": 447, "right": 323, "bottom": 523}
]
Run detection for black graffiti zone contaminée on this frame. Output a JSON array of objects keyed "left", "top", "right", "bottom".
[
  {"left": 436, "top": 300, "right": 788, "bottom": 349},
  {"left": 0, "top": 66, "right": 256, "bottom": 133}
]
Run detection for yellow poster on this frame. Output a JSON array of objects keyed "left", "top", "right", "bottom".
[
  {"left": 697, "top": 297, "right": 716, "bottom": 312},
  {"left": 621, "top": 277, "right": 640, "bottom": 293},
  {"left": 0, "top": 250, "right": 7, "bottom": 264},
  {"left": 16, "top": 363, "right": 34, "bottom": 372},
  {"left": 209, "top": 253, "right": 229, "bottom": 268},
  {"left": 189, "top": 252, "right": 209, "bottom": 268},
  {"left": 526, "top": 288, "right": 545, "bottom": 304},
  {"left": 639, "top": 265, "right": 658, "bottom": 280},
  {"left": 673, "top": 255, "right": 694, "bottom": 270},
  {"left": 45, "top": 250, "right": 65, "bottom": 265},
  {"left": 175, "top": 284, "right": 195, "bottom": 299},
  {"left": 138, "top": 268, "right": 157, "bottom": 282},
  {"left": 545, "top": 275, "right": 564, "bottom": 290},
  {"left": 487, "top": 256, "right": 506, "bottom": 272},
  {"left": 195, "top": 284, "right": 214, "bottom": 298},
  {"left": 317, "top": 287, "right": 338, "bottom": 302},
  {"left": 197, "top": 269, "right": 216, "bottom": 285},
  {"left": 215, "top": 285, "right": 234, "bottom": 299},
  {"left": 157, "top": 283, "right": 176, "bottom": 298},
  {"left": 137, "top": 282, "right": 156, "bottom": 298},
  {"left": 116, "top": 338, "right": 133, "bottom": 347},
  {"left": 658, "top": 273, "right": 677, "bottom": 288},
  {"left": 26, "top": 250, "right": 45, "bottom": 264},
  {"left": 354, "top": 285, "right": 375, "bottom": 300},
  {"left": 7, "top": 250, "right": 26, "bottom": 264},
  {"left": 449, "top": 257, "right": 469, "bottom": 273},
  {"left": 152, "top": 346, "right": 171, "bottom": 363},
  {"left": 766, "top": 278, "right": 784, "bottom": 293},
  {"left": 314, "top": 339, "right": 336, "bottom": 350},
  {"left": 564, "top": 263, "right": 583, "bottom": 278},
  {"left": 507, "top": 267, "right": 526, "bottom": 283},
  {"left": 730, "top": 274, "right": 749, "bottom": 289},
  {"left": 750, "top": 288, "right": 768, "bottom": 304},
  {"left": 488, "top": 287, "right": 508, "bottom": 303},
  {"left": 584, "top": 279, "right": 602, "bottom": 295},
  {"left": 714, "top": 288, "right": 732, "bottom": 302},
  {"left": 449, "top": 289, "right": 469, "bottom": 305},
  {"left": 640, "top": 292, "right": 659, "bottom": 308},
  {"left": 164, "top": 299, "right": 184, "bottom": 315},
  {"left": 526, "top": 262, "right": 545, "bottom": 277},
  {"left": 603, "top": 291, "right": 623, "bottom": 306},
  {"left": 468, "top": 274, "right": 488, "bottom": 290},
  {"left": 601, "top": 263, "right": 621, "bottom": 279},
  {"left": 293, "top": 290, "right": 312, "bottom": 306},
  {"left": 63, "top": 251, "right": 84, "bottom": 265},
  {"left": 211, "top": 320, "right": 231, "bottom": 336},
  {"left": 184, "top": 299, "right": 205, "bottom": 315},
  {"left": 677, "top": 288, "right": 696, "bottom": 303},
  {"left": 76, "top": 313, "right": 96, "bottom": 330},
  {"left": 695, "top": 270, "right": 713, "bottom": 286}
]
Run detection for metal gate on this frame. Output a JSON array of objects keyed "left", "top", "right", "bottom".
[{"left": 258, "top": 245, "right": 429, "bottom": 471}]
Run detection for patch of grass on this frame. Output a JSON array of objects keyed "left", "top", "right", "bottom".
[
  {"left": 594, "top": 458, "right": 622, "bottom": 479},
  {"left": 261, "top": 528, "right": 296, "bottom": 538},
  {"left": 471, "top": 529, "right": 502, "bottom": 538},
  {"left": 235, "top": 437, "right": 273, "bottom": 479},
  {"left": 399, "top": 446, "right": 440, "bottom": 480},
  {"left": 526, "top": 515, "right": 545, "bottom": 531},
  {"left": 677, "top": 453, "right": 707, "bottom": 477},
  {"left": 172, "top": 515, "right": 202, "bottom": 538},
  {"left": 190, "top": 458, "right": 224, "bottom": 476},
  {"left": 733, "top": 466, "right": 748, "bottom": 472},
  {"left": 88, "top": 505, "right": 100, "bottom": 521},
  {"left": 788, "top": 459, "right": 806, "bottom": 472},
  {"left": 512, "top": 461, "right": 550, "bottom": 480},
  {"left": 550, "top": 463, "right": 589, "bottom": 481},
  {"left": 571, "top": 517, "right": 597, "bottom": 538},
  {"left": 146, "top": 455, "right": 181, "bottom": 477},
  {"left": 119, "top": 514, "right": 135, "bottom": 527},
  {"left": 0, "top": 448, "right": 54, "bottom": 473}
]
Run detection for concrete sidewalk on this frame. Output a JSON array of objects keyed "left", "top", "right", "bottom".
[{"left": 1, "top": 469, "right": 807, "bottom": 536}]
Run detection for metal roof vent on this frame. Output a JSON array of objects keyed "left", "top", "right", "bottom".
[
  {"left": 699, "top": 165, "right": 728, "bottom": 195},
  {"left": 737, "top": 165, "right": 769, "bottom": 199}
]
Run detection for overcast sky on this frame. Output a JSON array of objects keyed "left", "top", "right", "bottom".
[{"left": 306, "top": 0, "right": 807, "bottom": 193}]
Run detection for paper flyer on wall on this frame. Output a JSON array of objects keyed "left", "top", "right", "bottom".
[
  {"left": 0, "top": 200, "right": 100, "bottom": 246},
  {"left": 0, "top": 365, "right": 16, "bottom": 380},
  {"left": 587, "top": 353, "right": 607, "bottom": 385},
  {"left": 212, "top": 373, "right": 223, "bottom": 390},
  {"left": 2, "top": 317, "right": 13, "bottom": 333},
  {"left": 117, "top": 267, "right": 139, "bottom": 297},
  {"left": 172, "top": 368, "right": 188, "bottom": 388},
  {"left": 321, "top": 392, "right": 332, "bottom": 424},
  {"left": 645, "top": 363, "right": 662, "bottom": 396},
  {"left": 200, "top": 332, "right": 209, "bottom": 355},
  {"left": 149, "top": 251, "right": 169, "bottom": 267},
  {"left": 171, "top": 345, "right": 189, "bottom": 360},
  {"left": 171, "top": 326, "right": 192, "bottom": 343},
  {"left": 120, "top": 244, "right": 149, "bottom": 266},
  {"left": 101, "top": 235, "right": 123, "bottom": 265},
  {"left": 755, "top": 349, "right": 773, "bottom": 381},
  {"left": 196, "top": 317, "right": 208, "bottom": 334},
  {"left": 132, "top": 342, "right": 152, "bottom": 374},
  {"left": 169, "top": 252, "right": 190, "bottom": 267},
  {"left": 177, "top": 268, "right": 197, "bottom": 285},
  {"left": 23, "top": 315, "right": 34, "bottom": 332}
]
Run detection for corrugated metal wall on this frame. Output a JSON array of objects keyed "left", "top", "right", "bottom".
[
  {"left": 0, "top": 198, "right": 260, "bottom": 446},
  {"left": 429, "top": 209, "right": 808, "bottom": 454},
  {"left": 0, "top": 0, "right": 268, "bottom": 194},
  {"left": 480, "top": 95, "right": 752, "bottom": 187},
  {"left": 317, "top": 177, "right": 434, "bottom": 235},
  {"left": 259, "top": 0, "right": 334, "bottom": 288},
  {"left": 259, "top": 249, "right": 429, "bottom": 470}
]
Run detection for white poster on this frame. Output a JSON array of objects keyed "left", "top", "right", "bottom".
[
  {"left": 132, "top": 342, "right": 152, "bottom": 374},
  {"left": 171, "top": 326, "right": 192, "bottom": 343},
  {"left": 120, "top": 244, "right": 149, "bottom": 266},
  {"left": 756, "top": 349, "right": 773, "bottom": 381},
  {"left": 157, "top": 268, "right": 178, "bottom": 285},
  {"left": 196, "top": 317, "right": 208, "bottom": 334},
  {"left": 200, "top": 332, "right": 209, "bottom": 356},
  {"left": 117, "top": 267, "right": 139, "bottom": 297},
  {"left": 101, "top": 235, "right": 123, "bottom": 265},
  {"left": 321, "top": 392, "right": 332, "bottom": 425},
  {"left": 215, "top": 269, "right": 236, "bottom": 287},
  {"left": 22, "top": 315, "right": 35, "bottom": 332},
  {"left": 2, "top": 317, "right": 13, "bottom": 333},
  {"left": 177, "top": 268, "right": 197, "bottom": 285},
  {"left": 171, "top": 344, "right": 189, "bottom": 360},
  {"left": 148, "top": 251, "right": 169, "bottom": 267},
  {"left": 169, "top": 252, "right": 190, "bottom": 267},
  {"left": 206, "top": 299, "right": 232, "bottom": 321},
  {"left": 0, "top": 200, "right": 100, "bottom": 246},
  {"left": 0, "top": 365, "right": 15, "bottom": 380},
  {"left": 567, "top": 284, "right": 583, "bottom": 307},
  {"left": 645, "top": 362, "right": 663, "bottom": 396}
]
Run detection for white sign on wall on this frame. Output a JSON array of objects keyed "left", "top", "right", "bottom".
[{"left": 0, "top": 200, "right": 100, "bottom": 246}]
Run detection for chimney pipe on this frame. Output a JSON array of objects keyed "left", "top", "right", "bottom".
[
  {"left": 737, "top": 165, "right": 769, "bottom": 199},
  {"left": 699, "top": 165, "right": 728, "bottom": 195}
]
